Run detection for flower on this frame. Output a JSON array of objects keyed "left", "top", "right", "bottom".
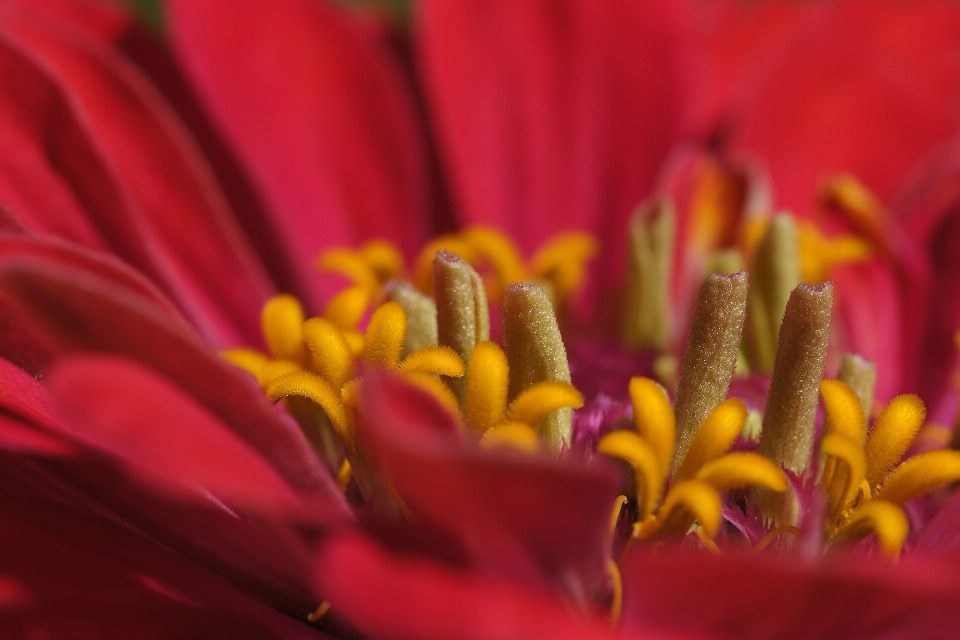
[{"left": 2, "top": 0, "right": 960, "bottom": 638}]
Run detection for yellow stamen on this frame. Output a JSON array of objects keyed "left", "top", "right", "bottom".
[
  {"left": 402, "top": 372, "right": 462, "bottom": 420},
  {"left": 609, "top": 495, "right": 628, "bottom": 536},
  {"left": 696, "top": 525, "right": 723, "bottom": 555},
  {"left": 461, "top": 227, "right": 527, "bottom": 296},
  {"left": 608, "top": 559, "right": 622, "bottom": 625},
  {"left": 865, "top": 394, "right": 926, "bottom": 488},
  {"left": 479, "top": 422, "right": 540, "bottom": 453},
  {"left": 336, "top": 459, "right": 352, "bottom": 491},
  {"left": 528, "top": 232, "right": 598, "bottom": 305},
  {"left": 505, "top": 382, "right": 584, "bottom": 427},
  {"left": 362, "top": 302, "right": 406, "bottom": 368},
  {"left": 317, "top": 249, "right": 379, "bottom": 295},
  {"left": 261, "top": 294, "right": 306, "bottom": 363},
  {"left": 397, "top": 345, "right": 465, "bottom": 378},
  {"left": 694, "top": 452, "right": 788, "bottom": 493},
  {"left": 833, "top": 500, "right": 908, "bottom": 560},
  {"left": 628, "top": 377, "right": 675, "bottom": 474},
  {"left": 343, "top": 330, "right": 365, "bottom": 357},
  {"left": 266, "top": 371, "right": 351, "bottom": 443},
  {"left": 220, "top": 347, "right": 268, "bottom": 377},
  {"left": 256, "top": 359, "right": 301, "bottom": 390},
  {"left": 820, "top": 433, "right": 867, "bottom": 518},
  {"left": 674, "top": 399, "right": 747, "bottom": 483},
  {"left": 797, "top": 221, "right": 872, "bottom": 284},
  {"left": 302, "top": 318, "right": 355, "bottom": 390},
  {"left": 874, "top": 450, "right": 960, "bottom": 505},
  {"left": 464, "top": 341, "right": 510, "bottom": 433},
  {"left": 753, "top": 525, "right": 800, "bottom": 554},
  {"left": 655, "top": 480, "right": 722, "bottom": 539},
  {"left": 820, "top": 379, "right": 867, "bottom": 445},
  {"left": 413, "top": 235, "right": 477, "bottom": 293},
  {"left": 359, "top": 239, "right": 405, "bottom": 282},
  {"left": 340, "top": 379, "right": 359, "bottom": 410},
  {"left": 323, "top": 286, "right": 369, "bottom": 331},
  {"left": 597, "top": 430, "right": 664, "bottom": 519},
  {"left": 307, "top": 601, "right": 332, "bottom": 623}
]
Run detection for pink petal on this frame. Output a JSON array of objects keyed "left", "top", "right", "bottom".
[
  {"left": 166, "top": 0, "right": 432, "bottom": 305},
  {"left": 416, "top": 0, "right": 692, "bottom": 295}
]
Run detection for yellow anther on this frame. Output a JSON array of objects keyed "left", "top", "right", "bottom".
[
  {"left": 307, "top": 601, "right": 332, "bottom": 623},
  {"left": 752, "top": 525, "right": 800, "bottom": 554},
  {"left": 464, "top": 341, "right": 509, "bottom": 433},
  {"left": 628, "top": 377, "right": 675, "bottom": 474},
  {"left": 362, "top": 302, "right": 406, "bottom": 368},
  {"left": 303, "top": 318, "right": 355, "bottom": 390},
  {"left": 480, "top": 422, "right": 540, "bottom": 453},
  {"left": 820, "top": 379, "right": 867, "bottom": 445},
  {"left": 674, "top": 399, "right": 747, "bottom": 482},
  {"left": 610, "top": 495, "right": 628, "bottom": 536},
  {"left": 461, "top": 227, "right": 528, "bottom": 295},
  {"left": 598, "top": 430, "right": 664, "bottom": 519},
  {"left": 266, "top": 371, "right": 351, "bottom": 443},
  {"left": 261, "top": 294, "right": 306, "bottom": 362},
  {"left": 608, "top": 559, "right": 623, "bottom": 625},
  {"left": 655, "top": 480, "right": 722, "bottom": 539},
  {"left": 336, "top": 459, "right": 352, "bottom": 491},
  {"left": 257, "top": 359, "right": 301, "bottom": 390},
  {"left": 359, "top": 239, "right": 405, "bottom": 282},
  {"left": 694, "top": 452, "right": 788, "bottom": 493},
  {"left": 529, "top": 232, "right": 598, "bottom": 303},
  {"left": 820, "top": 433, "right": 867, "bottom": 518},
  {"left": 874, "top": 450, "right": 960, "bottom": 505},
  {"left": 317, "top": 248, "right": 379, "bottom": 295},
  {"left": 505, "top": 382, "right": 584, "bottom": 427},
  {"left": 403, "top": 372, "right": 462, "bottom": 420},
  {"left": 834, "top": 500, "right": 908, "bottom": 560},
  {"left": 797, "top": 222, "right": 872, "bottom": 284},
  {"left": 865, "top": 394, "right": 926, "bottom": 488},
  {"left": 820, "top": 173, "right": 885, "bottom": 232},
  {"left": 695, "top": 525, "right": 723, "bottom": 555},
  {"left": 323, "top": 286, "right": 369, "bottom": 331},
  {"left": 397, "top": 345, "right": 465, "bottom": 378},
  {"left": 220, "top": 347, "right": 268, "bottom": 377},
  {"left": 413, "top": 235, "right": 476, "bottom": 293},
  {"left": 343, "top": 330, "right": 365, "bottom": 357}
]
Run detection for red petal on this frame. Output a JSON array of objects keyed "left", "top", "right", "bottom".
[
  {"left": 622, "top": 550, "right": 960, "bottom": 639},
  {"left": 48, "top": 354, "right": 306, "bottom": 516},
  {"left": 166, "top": 0, "right": 431, "bottom": 304},
  {"left": 416, "top": 0, "right": 692, "bottom": 292},
  {"left": 361, "top": 372, "right": 620, "bottom": 592},
  {"left": 0, "top": 356, "right": 71, "bottom": 455}
]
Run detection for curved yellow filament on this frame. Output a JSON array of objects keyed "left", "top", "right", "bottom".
[{"left": 628, "top": 377, "right": 675, "bottom": 474}]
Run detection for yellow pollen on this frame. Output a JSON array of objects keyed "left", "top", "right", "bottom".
[
  {"left": 597, "top": 430, "right": 664, "bottom": 520},
  {"left": 820, "top": 379, "right": 867, "bottom": 446},
  {"left": 397, "top": 345, "right": 465, "bottom": 377},
  {"left": 303, "top": 318, "right": 356, "bottom": 391},
  {"left": 608, "top": 559, "right": 623, "bottom": 625},
  {"left": 753, "top": 525, "right": 801, "bottom": 554},
  {"left": 874, "top": 450, "right": 960, "bottom": 505},
  {"left": 694, "top": 452, "right": 788, "bottom": 493},
  {"left": 464, "top": 341, "right": 510, "bottom": 433},
  {"left": 307, "top": 601, "right": 332, "bottom": 623},
  {"left": 220, "top": 347, "right": 269, "bottom": 377},
  {"left": 323, "top": 286, "right": 370, "bottom": 331},
  {"left": 820, "top": 432, "right": 867, "bottom": 521},
  {"left": 504, "top": 382, "right": 584, "bottom": 427},
  {"left": 261, "top": 294, "right": 306, "bottom": 363},
  {"left": 361, "top": 301, "right": 406, "bottom": 368},
  {"left": 865, "top": 394, "right": 926, "bottom": 488},
  {"left": 336, "top": 459, "right": 352, "bottom": 492},
  {"left": 628, "top": 377, "right": 675, "bottom": 474},
  {"left": 479, "top": 422, "right": 541, "bottom": 452},
  {"left": 266, "top": 371, "right": 352, "bottom": 445},
  {"left": 674, "top": 398, "right": 747, "bottom": 483}
]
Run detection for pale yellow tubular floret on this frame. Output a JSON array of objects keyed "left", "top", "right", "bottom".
[
  {"left": 464, "top": 341, "right": 510, "bottom": 433},
  {"left": 654, "top": 480, "right": 722, "bottom": 539},
  {"left": 362, "top": 302, "right": 407, "bottom": 368},
  {"left": 864, "top": 394, "right": 926, "bottom": 488},
  {"left": 479, "top": 422, "right": 540, "bottom": 453},
  {"left": 220, "top": 348, "right": 269, "bottom": 377},
  {"left": 874, "top": 450, "right": 960, "bottom": 505},
  {"left": 323, "top": 286, "right": 370, "bottom": 331},
  {"left": 820, "top": 379, "right": 867, "bottom": 445},
  {"left": 820, "top": 433, "right": 867, "bottom": 518},
  {"left": 628, "top": 377, "right": 676, "bottom": 474},
  {"left": 528, "top": 232, "right": 598, "bottom": 302},
  {"left": 833, "top": 500, "right": 909, "bottom": 560},
  {"left": 403, "top": 372, "right": 463, "bottom": 420},
  {"left": 316, "top": 248, "right": 379, "bottom": 295},
  {"left": 266, "top": 371, "right": 351, "bottom": 442},
  {"left": 359, "top": 240, "right": 405, "bottom": 282},
  {"left": 397, "top": 345, "right": 465, "bottom": 378},
  {"left": 597, "top": 430, "right": 664, "bottom": 519},
  {"left": 461, "top": 227, "right": 528, "bottom": 294},
  {"left": 504, "top": 381, "right": 584, "bottom": 427},
  {"left": 261, "top": 294, "right": 306, "bottom": 363},
  {"left": 302, "top": 317, "right": 356, "bottom": 391},
  {"left": 674, "top": 398, "right": 747, "bottom": 482},
  {"left": 694, "top": 452, "right": 788, "bottom": 493},
  {"left": 257, "top": 359, "right": 301, "bottom": 390}
]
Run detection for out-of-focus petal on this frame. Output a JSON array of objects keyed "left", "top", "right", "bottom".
[
  {"left": 416, "top": 0, "right": 692, "bottom": 295},
  {"left": 0, "top": 356, "right": 72, "bottom": 455},
  {"left": 166, "top": 0, "right": 432, "bottom": 304}
]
